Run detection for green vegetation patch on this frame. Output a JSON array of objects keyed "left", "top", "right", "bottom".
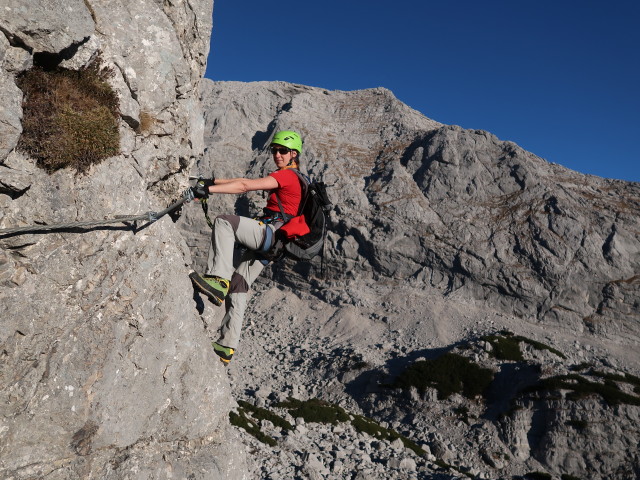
[
  {"left": 391, "top": 353, "right": 494, "bottom": 400},
  {"left": 229, "top": 401, "right": 293, "bottom": 446},
  {"left": 570, "top": 362, "right": 593, "bottom": 372},
  {"left": 229, "top": 410, "right": 277, "bottom": 447},
  {"left": 483, "top": 334, "right": 524, "bottom": 361},
  {"left": 275, "top": 398, "right": 425, "bottom": 457},
  {"left": 482, "top": 333, "right": 566, "bottom": 361},
  {"left": 517, "top": 336, "right": 566, "bottom": 359},
  {"left": 17, "top": 57, "right": 120, "bottom": 172},
  {"left": 237, "top": 400, "right": 293, "bottom": 431},
  {"left": 525, "top": 472, "right": 552, "bottom": 480},
  {"left": 526, "top": 374, "right": 640, "bottom": 406},
  {"left": 350, "top": 414, "right": 423, "bottom": 456},
  {"left": 591, "top": 371, "right": 640, "bottom": 394},
  {"left": 275, "top": 398, "right": 349, "bottom": 425}
]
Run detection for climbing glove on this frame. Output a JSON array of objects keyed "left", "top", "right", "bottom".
[{"left": 191, "top": 178, "right": 214, "bottom": 199}]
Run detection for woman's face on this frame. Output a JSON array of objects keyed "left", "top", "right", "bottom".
[{"left": 271, "top": 145, "right": 297, "bottom": 169}]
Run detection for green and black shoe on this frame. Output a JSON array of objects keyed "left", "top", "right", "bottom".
[
  {"left": 212, "top": 342, "right": 235, "bottom": 365},
  {"left": 189, "top": 272, "right": 230, "bottom": 306}
]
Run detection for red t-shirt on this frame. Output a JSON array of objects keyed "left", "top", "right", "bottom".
[{"left": 265, "top": 169, "right": 302, "bottom": 217}]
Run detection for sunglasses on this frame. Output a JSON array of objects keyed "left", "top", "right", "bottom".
[{"left": 270, "top": 146, "right": 291, "bottom": 155}]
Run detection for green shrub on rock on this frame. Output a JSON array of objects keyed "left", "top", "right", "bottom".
[
  {"left": 275, "top": 398, "right": 350, "bottom": 425},
  {"left": 525, "top": 374, "right": 640, "bottom": 406},
  {"left": 17, "top": 57, "right": 120, "bottom": 172},
  {"left": 482, "top": 332, "right": 567, "bottom": 361},
  {"left": 391, "top": 353, "right": 494, "bottom": 400},
  {"left": 275, "top": 398, "right": 425, "bottom": 457},
  {"left": 229, "top": 409, "right": 277, "bottom": 447}
]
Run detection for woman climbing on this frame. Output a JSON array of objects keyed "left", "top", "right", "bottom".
[{"left": 189, "top": 130, "right": 304, "bottom": 364}]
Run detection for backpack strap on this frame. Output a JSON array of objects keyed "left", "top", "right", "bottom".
[
  {"left": 274, "top": 194, "right": 293, "bottom": 222},
  {"left": 294, "top": 170, "right": 310, "bottom": 210}
]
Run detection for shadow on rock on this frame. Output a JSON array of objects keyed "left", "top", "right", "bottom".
[{"left": 482, "top": 362, "right": 541, "bottom": 421}]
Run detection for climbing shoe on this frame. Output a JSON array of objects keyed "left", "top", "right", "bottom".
[
  {"left": 189, "top": 272, "right": 230, "bottom": 306},
  {"left": 212, "top": 342, "right": 235, "bottom": 365}
]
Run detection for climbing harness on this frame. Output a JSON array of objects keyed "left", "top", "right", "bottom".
[{"left": 0, "top": 188, "right": 196, "bottom": 238}]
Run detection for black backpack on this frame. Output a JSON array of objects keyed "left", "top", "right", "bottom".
[{"left": 273, "top": 170, "right": 331, "bottom": 262}]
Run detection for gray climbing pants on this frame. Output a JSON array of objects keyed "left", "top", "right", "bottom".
[{"left": 206, "top": 215, "right": 278, "bottom": 349}]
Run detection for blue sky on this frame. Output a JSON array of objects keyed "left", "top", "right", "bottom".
[{"left": 205, "top": 1, "right": 639, "bottom": 182}]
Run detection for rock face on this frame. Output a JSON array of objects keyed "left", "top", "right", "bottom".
[
  {"left": 2, "top": 2, "right": 638, "bottom": 473},
  {"left": 185, "top": 79, "right": 639, "bottom": 479},
  {"left": 1, "top": 2, "right": 247, "bottom": 479}
]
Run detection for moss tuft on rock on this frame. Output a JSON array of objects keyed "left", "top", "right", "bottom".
[{"left": 17, "top": 56, "right": 120, "bottom": 173}]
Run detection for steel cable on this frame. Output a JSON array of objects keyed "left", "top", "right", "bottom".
[{"left": 0, "top": 193, "right": 191, "bottom": 237}]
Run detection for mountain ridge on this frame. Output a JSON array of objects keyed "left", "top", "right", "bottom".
[{"left": 191, "top": 78, "right": 639, "bottom": 340}]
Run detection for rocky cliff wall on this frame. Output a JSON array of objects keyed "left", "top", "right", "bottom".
[{"left": 0, "top": 2, "right": 247, "bottom": 479}]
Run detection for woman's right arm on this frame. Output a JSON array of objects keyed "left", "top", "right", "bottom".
[
  {"left": 208, "top": 176, "right": 279, "bottom": 195},
  {"left": 214, "top": 177, "right": 242, "bottom": 185}
]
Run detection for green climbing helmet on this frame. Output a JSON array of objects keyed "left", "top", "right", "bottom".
[{"left": 271, "top": 130, "right": 303, "bottom": 154}]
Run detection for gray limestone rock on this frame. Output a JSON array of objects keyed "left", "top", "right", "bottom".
[
  {"left": 0, "top": 0, "right": 94, "bottom": 54},
  {"left": 500, "top": 396, "right": 640, "bottom": 476},
  {"left": 0, "top": 71, "right": 22, "bottom": 163},
  {"left": 0, "top": 35, "right": 23, "bottom": 163},
  {"left": 1, "top": 32, "right": 33, "bottom": 73},
  {"left": 0, "top": 1, "right": 248, "bottom": 479}
]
